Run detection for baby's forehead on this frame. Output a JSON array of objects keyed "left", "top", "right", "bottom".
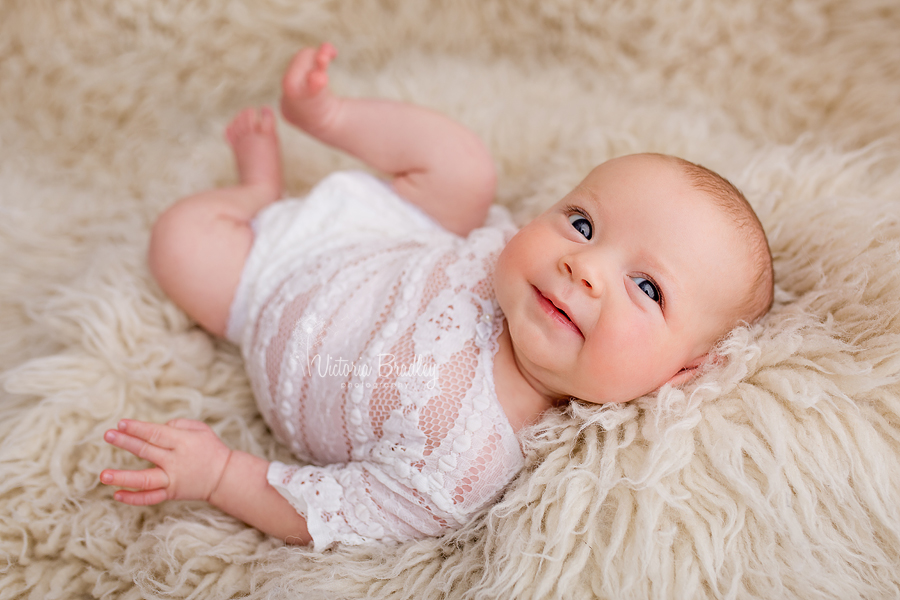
[
  {"left": 586, "top": 155, "right": 752, "bottom": 237},
  {"left": 576, "top": 157, "right": 735, "bottom": 227},
  {"left": 602, "top": 163, "right": 753, "bottom": 290}
]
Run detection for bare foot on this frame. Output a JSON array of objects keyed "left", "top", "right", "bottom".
[
  {"left": 280, "top": 43, "right": 341, "bottom": 135},
  {"left": 225, "top": 106, "right": 283, "bottom": 201}
]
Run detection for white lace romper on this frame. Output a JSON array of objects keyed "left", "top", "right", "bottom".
[{"left": 226, "top": 171, "right": 525, "bottom": 550}]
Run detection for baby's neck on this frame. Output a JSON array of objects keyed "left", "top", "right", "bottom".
[{"left": 492, "top": 322, "right": 558, "bottom": 432}]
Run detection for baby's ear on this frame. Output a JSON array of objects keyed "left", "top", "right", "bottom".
[{"left": 666, "top": 353, "right": 719, "bottom": 387}]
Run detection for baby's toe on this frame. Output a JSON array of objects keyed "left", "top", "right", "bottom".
[{"left": 282, "top": 48, "right": 318, "bottom": 97}]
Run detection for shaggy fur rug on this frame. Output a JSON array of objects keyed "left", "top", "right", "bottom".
[{"left": 2, "top": 1, "right": 900, "bottom": 598}]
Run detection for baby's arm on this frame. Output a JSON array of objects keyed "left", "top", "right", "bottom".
[
  {"left": 100, "top": 419, "right": 311, "bottom": 544},
  {"left": 281, "top": 44, "right": 496, "bottom": 236}
]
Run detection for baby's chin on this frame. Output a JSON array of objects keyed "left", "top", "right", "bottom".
[
  {"left": 566, "top": 390, "right": 647, "bottom": 406},
  {"left": 571, "top": 373, "right": 695, "bottom": 405}
]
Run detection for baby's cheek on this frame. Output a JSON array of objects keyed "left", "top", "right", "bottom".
[
  {"left": 491, "top": 262, "right": 512, "bottom": 313},
  {"left": 586, "top": 327, "right": 657, "bottom": 388}
]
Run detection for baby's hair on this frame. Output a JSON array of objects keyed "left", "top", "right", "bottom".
[{"left": 656, "top": 154, "right": 775, "bottom": 324}]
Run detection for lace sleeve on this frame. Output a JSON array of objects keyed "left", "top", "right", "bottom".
[
  {"left": 267, "top": 405, "right": 523, "bottom": 551},
  {"left": 268, "top": 461, "right": 433, "bottom": 549}
]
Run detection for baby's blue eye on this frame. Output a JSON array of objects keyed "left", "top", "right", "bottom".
[
  {"left": 631, "top": 276, "right": 661, "bottom": 304},
  {"left": 568, "top": 213, "right": 592, "bottom": 239}
]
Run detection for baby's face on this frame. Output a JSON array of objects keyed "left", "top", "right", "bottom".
[{"left": 494, "top": 154, "right": 753, "bottom": 404}]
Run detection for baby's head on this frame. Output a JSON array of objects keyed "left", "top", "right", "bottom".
[{"left": 494, "top": 153, "right": 773, "bottom": 405}]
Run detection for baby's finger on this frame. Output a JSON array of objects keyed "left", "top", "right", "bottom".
[
  {"left": 104, "top": 428, "right": 168, "bottom": 465},
  {"left": 100, "top": 467, "right": 169, "bottom": 491},
  {"left": 318, "top": 42, "right": 337, "bottom": 63},
  {"left": 165, "top": 418, "right": 209, "bottom": 432},
  {"left": 116, "top": 419, "right": 177, "bottom": 449},
  {"left": 111, "top": 488, "right": 169, "bottom": 506}
]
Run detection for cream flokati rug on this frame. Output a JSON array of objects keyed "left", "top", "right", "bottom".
[{"left": 2, "top": 1, "right": 900, "bottom": 598}]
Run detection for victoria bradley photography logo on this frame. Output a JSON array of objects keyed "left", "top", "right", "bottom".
[{"left": 305, "top": 351, "right": 439, "bottom": 389}]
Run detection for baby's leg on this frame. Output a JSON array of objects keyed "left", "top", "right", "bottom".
[
  {"left": 148, "top": 107, "right": 282, "bottom": 337},
  {"left": 280, "top": 44, "right": 496, "bottom": 237}
]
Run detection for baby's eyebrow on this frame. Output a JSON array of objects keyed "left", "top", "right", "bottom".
[{"left": 580, "top": 184, "right": 603, "bottom": 206}]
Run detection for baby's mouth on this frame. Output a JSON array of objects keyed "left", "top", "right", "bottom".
[
  {"left": 552, "top": 302, "right": 582, "bottom": 336},
  {"left": 534, "top": 286, "right": 583, "bottom": 337}
]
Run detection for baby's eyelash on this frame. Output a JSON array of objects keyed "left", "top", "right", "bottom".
[{"left": 564, "top": 204, "right": 591, "bottom": 220}]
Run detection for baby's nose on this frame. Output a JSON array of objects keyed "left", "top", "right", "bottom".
[{"left": 562, "top": 257, "right": 603, "bottom": 297}]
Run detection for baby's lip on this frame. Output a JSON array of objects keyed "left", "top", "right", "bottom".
[{"left": 534, "top": 286, "right": 583, "bottom": 337}]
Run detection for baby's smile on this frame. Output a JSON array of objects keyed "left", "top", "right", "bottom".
[{"left": 531, "top": 285, "right": 583, "bottom": 337}]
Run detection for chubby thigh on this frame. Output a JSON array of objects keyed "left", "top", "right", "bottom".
[{"left": 148, "top": 186, "right": 259, "bottom": 338}]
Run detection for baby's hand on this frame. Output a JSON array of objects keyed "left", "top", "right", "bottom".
[{"left": 100, "top": 419, "right": 232, "bottom": 506}]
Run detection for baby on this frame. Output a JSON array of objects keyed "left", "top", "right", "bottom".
[{"left": 101, "top": 44, "right": 773, "bottom": 549}]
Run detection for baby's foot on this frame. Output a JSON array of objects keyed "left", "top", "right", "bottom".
[
  {"left": 280, "top": 43, "right": 341, "bottom": 135},
  {"left": 225, "top": 106, "right": 283, "bottom": 201}
]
